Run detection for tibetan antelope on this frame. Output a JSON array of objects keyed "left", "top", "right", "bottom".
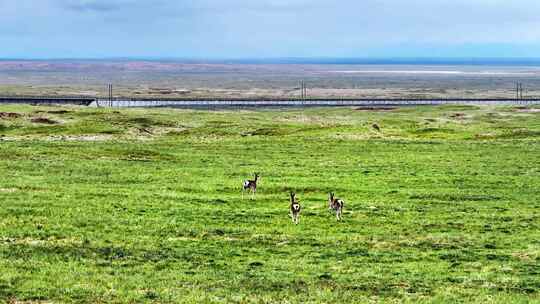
[
  {"left": 242, "top": 173, "right": 260, "bottom": 200},
  {"left": 328, "top": 192, "right": 344, "bottom": 221},
  {"left": 290, "top": 192, "right": 301, "bottom": 225}
]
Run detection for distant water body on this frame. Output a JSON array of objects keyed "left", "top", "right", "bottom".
[
  {"left": 201, "top": 58, "right": 540, "bottom": 66},
  {"left": 2, "top": 58, "right": 540, "bottom": 78},
  {"left": 328, "top": 69, "right": 540, "bottom": 76}
]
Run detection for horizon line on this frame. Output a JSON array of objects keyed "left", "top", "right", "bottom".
[{"left": 3, "top": 57, "right": 540, "bottom": 65}]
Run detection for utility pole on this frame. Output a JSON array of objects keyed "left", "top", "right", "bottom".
[
  {"left": 515, "top": 82, "right": 526, "bottom": 100},
  {"left": 108, "top": 83, "right": 113, "bottom": 106}
]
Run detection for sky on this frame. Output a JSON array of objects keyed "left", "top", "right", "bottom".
[{"left": 1, "top": 0, "right": 540, "bottom": 59}]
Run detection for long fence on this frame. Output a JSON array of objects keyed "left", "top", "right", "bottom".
[
  {"left": 94, "top": 98, "right": 540, "bottom": 108},
  {"left": 1, "top": 96, "right": 540, "bottom": 108},
  {"left": 0, "top": 96, "right": 94, "bottom": 106}
]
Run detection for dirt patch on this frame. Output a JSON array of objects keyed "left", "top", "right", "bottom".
[
  {"left": 45, "top": 135, "right": 115, "bottom": 141},
  {"left": 31, "top": 117, "right": 58, "bottom": 124},
  {"left": 0, "top": 112, "right": 22, "bottom": 119},
  {"left": 512, "top": 251, "right": 538, "bottom": 261},
  {"left": 151, "top": 127, "right": 188, "bottom": 136},
  {"left": 47, "top": 110, "right": 71, "bottom": 114},
  {"left": 355, "top": 107, "right": 397, "bottom": 111},
  {"left": 245, "top": 127, "right": 289, "bottom": 136},
  {"left": 34, "top": 110, "right": 70, "bottom": 114},
  {"left": 138, "top": 127, "right": 153, "bottom": 135},
  {"left": 514, "top": 107, "right": 540, "bottom": 113},
  {"left": 277, "top": 115, "right": 337, "bottom": 125},
  {"left": 449, "top": 113, "right": 467, "bottom": 119},
  {"left": 1, "top": 135, "right": 115, "bottom": 142},
  {"left": 474, "top": 132, "right": 497, "bottom": 139},
  {"left": 330, "top": 134, "right": 374, "bottom": 140}
]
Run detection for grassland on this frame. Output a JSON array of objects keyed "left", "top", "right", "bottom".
[{"left": 0, "top": 104, "right": 539, "bottom": 303}]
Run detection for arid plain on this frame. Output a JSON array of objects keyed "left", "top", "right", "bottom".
[{"left": 1, "top": 60, "right": 540, "bottom": 99}]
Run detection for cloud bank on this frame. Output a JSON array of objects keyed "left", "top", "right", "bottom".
[{"left": 1, "top": 0, "right": 539, "bottom": 58}]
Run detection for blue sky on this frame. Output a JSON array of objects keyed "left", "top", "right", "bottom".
[{"left": 1, "top": 0, "right": 540, "bottom": 59}]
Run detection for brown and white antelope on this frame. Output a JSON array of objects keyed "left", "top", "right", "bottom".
[
  {"left": 290, "top": 192, "right": 301, "bottom": 225},
  {"left": 328, "top": 192, "right": 344, "bottom": 221},
  {"left": 242, "top": 173, "right": 260, "bottom": 200}
]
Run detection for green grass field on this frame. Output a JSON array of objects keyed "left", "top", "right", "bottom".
[{"left": 0, "top": 104, "right": 539, "bottom": 303}]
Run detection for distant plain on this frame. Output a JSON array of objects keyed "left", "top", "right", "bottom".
[{"left": 1, "top": 60, "right": 540, "bottom": 99}]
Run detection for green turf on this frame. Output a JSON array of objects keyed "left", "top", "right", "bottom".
[{"left": 0, "top": 104, "right": 539, "bottom": 303}]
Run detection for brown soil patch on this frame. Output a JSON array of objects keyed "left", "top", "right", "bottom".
[
  {"left": 47, "top": 110, "right": 71, "bottom": 114},
  {"left": 34, "top": 110, "right": 70, "bottom": 114},
  {"left": 0, "top": 112, "right": 22, "bottom": 119},
  {"left": 45, "top": 135, "right": 114, "bottom": 141},
  {"left": 450, "top": 113, "right": 467, "bottom": 119},
  {"left": 31, "top": 117, "right": 58, "bottom": 124},
  {"left": 514, "top": 107, "right": 540, "bottom": 113},
  {"left": 355, "top": 107, "right": 397, "bottom": 111},
  {"left": 450, "top": 113, "right": 465, "bottom": 118}
]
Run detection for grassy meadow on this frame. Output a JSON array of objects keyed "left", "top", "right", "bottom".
[{"left": 0, "top": 104, "right": 539, "bottom": 303}]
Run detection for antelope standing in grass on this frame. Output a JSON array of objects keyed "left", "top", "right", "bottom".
[
  {"left": 242, "top": 173, "right": 260, "bottom": 200},
  {"left": 290, "top": 192, "right": 301, "bottom": 225},
  {"left": 328, "top": 192, "right": 344, "bottom": 221}
]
